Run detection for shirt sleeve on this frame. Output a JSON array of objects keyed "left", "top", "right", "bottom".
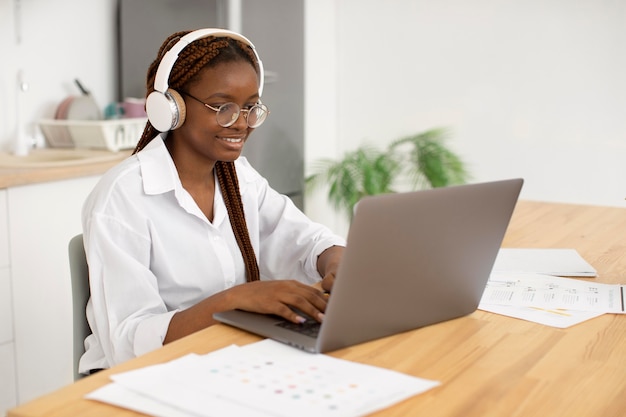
[
  {"left": 83, "top": 213, "right": 178, "bottom": 367},
  {"left": 237, "top": 159, "right": 346, "bottom": 284}
]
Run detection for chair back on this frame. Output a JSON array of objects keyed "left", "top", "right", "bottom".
[{"left": 68, "top": 234, "right": 91, "bottom": 380}]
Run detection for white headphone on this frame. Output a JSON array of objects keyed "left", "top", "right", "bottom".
[{"left": 146, "top": 28, "right": 265, "bottom": 132}]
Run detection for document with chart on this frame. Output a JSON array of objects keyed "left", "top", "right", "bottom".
[{"left": 481, "top": 272, "right": 625, "bottom": 313}]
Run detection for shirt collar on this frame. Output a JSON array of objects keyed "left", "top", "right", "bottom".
[
  {"left": 136, "top": 134, "right": 257, "bottom": 195},
  {"left": 136, "top": 133, "right": 180, "bottom": 196},
  {"left": 135, "top": 134, "right": 246, "bottom": 227}
]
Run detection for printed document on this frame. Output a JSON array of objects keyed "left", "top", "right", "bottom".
[
  {"left": 482, "top": 272, "right": 625, "bottom": 313},
  {"left": 493, "top": 248, "right": 597, "bottom": 277},
  {"left": 86, "top": 340, "right": 440, "bottom": 417},
  {"left": 479, "top": 272, "right": 625, "bottom": 328}
]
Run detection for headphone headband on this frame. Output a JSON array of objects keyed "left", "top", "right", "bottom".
[{"left": 153, "top": 28, "right": 265, "bottom": 96}]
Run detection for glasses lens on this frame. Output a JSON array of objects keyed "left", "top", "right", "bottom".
[
  {"left": 215, "top": 102, "right": 268, "bottom": 128},
  {"left": 247, "top": 104, "right": 268, "bottom": 128},
  {"left": 216, "top": 103, "right": 240, "bottom": 127}
]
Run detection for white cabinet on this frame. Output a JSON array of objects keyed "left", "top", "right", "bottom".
[
  {"left": 0, "top": 342, "right": 17, "bottom": 417},
  {"left": 6, "top": 175, "right": 101, "bottom": 405},
  {"left": 0, "top": 189, "right": 8, "bottom": 269},
  {"left": 0, "top": 189, "right": 17, "bottom": 417},
  {"left": 0, "top": 189, "right": 11, "bottom": 344},
  {"left": 0, "top": 266, "right": 13, "bottom": 344}
]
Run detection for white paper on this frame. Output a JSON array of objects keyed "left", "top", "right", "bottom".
[
  {"left": 86, "top": 383, "right": 201, "bottom": 417},
  {"left": 482, "top": 273, "right": 625, "bottom": 313},
  {"left": 493, "top": 248, "right": 597, "bottom": 277},
  {"left": 478, "top": 304, "right": 604, "bottom": 328},
  {"left": 87, "top": 341, "right": 440, "bottom": 417}
]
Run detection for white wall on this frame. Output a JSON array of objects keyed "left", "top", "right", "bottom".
[
  {"left": 0, "top": 0, "right": 117, "bottom": 153},
  {"left": 304, "top": 0, "right": 342, "bottom": 232},
  {"left": 305, "top": 0, "right": 626, "bottom": 236}
]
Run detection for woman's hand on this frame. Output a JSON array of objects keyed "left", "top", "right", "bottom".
[
  {"left": 165, "top": 279, "right": 326, "bottom": 344},
  {"left": 317, "top": 245, "right": 345, "bottom": 293},
  {"left": 228, "top": 279, "right": 329, "bottom": 324}
]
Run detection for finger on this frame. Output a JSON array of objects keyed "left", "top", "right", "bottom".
[
  {"left": 321, "top": 273, "right": 335, "bottom": 293},
  {"left": 240, "top": 280, "right": 328, "bottom": 323},
  {"left": 265, "top": 282, "right": 327, "bottom": 323},
  {"left": 286, "top": 292, "right": 328, "bottom": 323},
  {"left": 272, "top": 303, "right": 309, "bottom": 324},
  {"left": 283, "top": 280, "right": 328, "bottom": 306}
]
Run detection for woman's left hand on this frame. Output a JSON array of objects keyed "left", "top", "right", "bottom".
[{"left": 317, "top": 245, "right": 345, "bottom": 293}]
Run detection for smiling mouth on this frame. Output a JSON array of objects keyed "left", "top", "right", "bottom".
[{"left": 219, "top": 137, "right": 243, "bottom": 143}]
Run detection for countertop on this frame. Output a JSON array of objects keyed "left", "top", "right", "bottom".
[{"left": 0, "top": 150, "right": 132, "bottom": 189}]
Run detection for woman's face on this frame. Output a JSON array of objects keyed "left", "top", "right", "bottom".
[{"left": 170, "top": 59, "right": 260, "bottom": 166}]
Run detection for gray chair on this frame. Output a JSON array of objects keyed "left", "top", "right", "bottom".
[{"left": 68, "top": 233, "right": 91, "bottom": 380}]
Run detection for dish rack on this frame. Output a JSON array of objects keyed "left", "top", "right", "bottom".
[{"left": 38, "top": 118, "right": 147, "bottom": 152}]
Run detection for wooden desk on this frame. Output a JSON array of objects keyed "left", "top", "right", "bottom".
[{"left": 8, "top": 201, "right": 626, "bottom": 417}]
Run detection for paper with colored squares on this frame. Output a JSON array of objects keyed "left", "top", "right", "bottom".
[{"left": 87, "top": 340, "right": 440, "bottom": 417}]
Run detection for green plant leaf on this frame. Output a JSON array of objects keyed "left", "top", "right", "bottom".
[{"left": 306, "top": 127, "right": 470, "bottom": 220}]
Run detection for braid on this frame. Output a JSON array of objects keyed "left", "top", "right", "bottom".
[
  {"left": 133, "top": 30, "right": 261, "bottom": 283},
  {"left": 215, "top": 161, "right": 260, "bottom": 282}
]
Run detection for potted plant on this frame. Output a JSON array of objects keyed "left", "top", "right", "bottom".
[{"left": 305, "top": 128, "right": 470, "bottom": 220}]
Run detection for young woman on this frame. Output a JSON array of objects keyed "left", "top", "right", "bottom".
[{"left": 80, "top": 29, "right": 345, "bottom": 374}]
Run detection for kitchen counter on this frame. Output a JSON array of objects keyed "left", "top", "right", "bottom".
[{"left": 0, "top": 150, "right": 132, "bottom": 189}]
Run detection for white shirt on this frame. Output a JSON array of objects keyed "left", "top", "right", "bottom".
[{"left": 79, "top": 136, "right": 345, "bottom": 373}]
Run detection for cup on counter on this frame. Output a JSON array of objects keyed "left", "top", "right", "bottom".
[
  {"left": 104, "top": 102, "right": 123, "bottom": 119},
  {"left": 122, "top": 97, "right": 147, "bottom": 118}
]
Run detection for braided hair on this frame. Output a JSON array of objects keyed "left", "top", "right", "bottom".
[{"left": 134, "top": 30, "right": 260, "bottom": 282}]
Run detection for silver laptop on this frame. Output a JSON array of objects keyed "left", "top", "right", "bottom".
[{"left": 214, "top": 178, "right": 523, "bottom": 353}]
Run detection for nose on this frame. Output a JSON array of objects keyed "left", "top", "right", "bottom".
[{"left": 229, "top": 109, "right": 249, "bottom": 129}]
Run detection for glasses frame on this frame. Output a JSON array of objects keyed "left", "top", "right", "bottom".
[{"left": 181, "top": 92, "right": 269, "bottom": 128}]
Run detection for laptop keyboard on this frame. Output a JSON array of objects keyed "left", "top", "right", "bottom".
[{"left": 276, "top": 318, "right": 321, "bottom": 337}]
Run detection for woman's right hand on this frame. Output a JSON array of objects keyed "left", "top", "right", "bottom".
[
  {"left": 226, "top": 279, "right": 329, "bottom": 324},
  {"left": 165, "top": 279, "right": 327, "bottom": 345}
]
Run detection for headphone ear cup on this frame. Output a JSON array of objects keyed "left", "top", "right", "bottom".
[
  {"left": 167, "top": 89, "right": 186, "bottom": 130},
  {"left": 146, "top": 89, "right": 187, "bottom": 132}
]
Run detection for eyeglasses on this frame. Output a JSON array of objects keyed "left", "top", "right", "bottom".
[{"left": 181, "top": 92, "right": 269, "bottom": 128}]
